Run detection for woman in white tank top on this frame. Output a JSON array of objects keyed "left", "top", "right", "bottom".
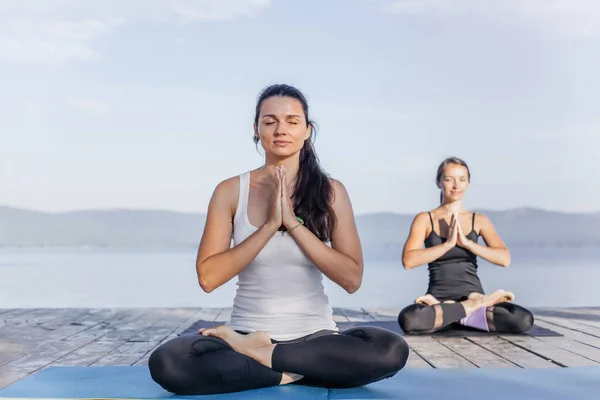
[{"left": 148, "top": 84, "right": 409, "bottom": 395}]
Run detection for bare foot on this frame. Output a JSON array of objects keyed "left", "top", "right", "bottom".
[
  {"left": 415, "top": 294, "right": 440, "bottom": 306},
  {"left": 460, "top": 296, "right": 486, "bottom": 315},
  {"left": 200, "top": 325, "right": 272, "bottom": 360},
  {"left": 483, "top": 290, "right": 515, "bottom": 307}
]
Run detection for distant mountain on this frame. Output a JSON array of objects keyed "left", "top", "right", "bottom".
[
  {"left": 0, "top": 206, "right": 205, "bottom": 248},
  {"left": 1, "top": 206, "right": 599, "bottom": 252},
  {"left": 356, "top": 208, "right": 600, "bottom": 259}
]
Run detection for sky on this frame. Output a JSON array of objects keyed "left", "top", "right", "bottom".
[{"left": 1, "top": 0, "right": 599, "bottom": 215}]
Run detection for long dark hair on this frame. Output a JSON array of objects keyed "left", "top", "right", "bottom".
[
  {"left": 253, "top": 84, "right": 335, "bottom": 242},
  {"left": 436, "top": 157, "right": 471, "bottom": 204}
]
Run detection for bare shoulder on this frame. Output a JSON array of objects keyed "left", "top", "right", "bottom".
[
  {"left": 474, "top": 212, "right": 493, "bottom": 225},
  {"left": 329, "top": 178, "right": 350, "bottom": 204},
  {"left": 414, "top": 211, "right": 431, "bottom": 224},
  {"left": 214, "top": 175, "right": 239, "bottom": 196},
  {"left": 473, "top": 212, "right": 494, "bottom": 232},
  {"left": 210, "top": 175, "right": 240, "bottom": 214}
]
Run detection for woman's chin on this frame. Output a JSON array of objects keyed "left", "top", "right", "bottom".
[{"left": 267, "top": 148, "right": 299, "bottom": 158}]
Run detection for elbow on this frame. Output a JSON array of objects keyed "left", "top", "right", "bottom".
[
  {"left": 345, "top": 279, "right": 361, "bottom": 294},
  {"left": 196, "top": 264, "right": 216, "bottom": 293},
  {"left": 402, "top": 257, "right": 415, "bottom": 270},
  {"left": 502, "top": 249, "right": 511, "bottom": 268},
  {"left": 198, "top": 276, "right": 215, "bottom": 293},
  {"left": 344, "top": 267, "right": 363, "bottom": 294}
]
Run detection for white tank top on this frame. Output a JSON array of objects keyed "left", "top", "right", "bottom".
[{"left": 225, "top": 171, "right": 337, "bottom": 341}]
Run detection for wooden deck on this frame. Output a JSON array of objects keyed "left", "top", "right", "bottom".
[{"left": 2, "top": 307, "right": 600, "bottom": 389}]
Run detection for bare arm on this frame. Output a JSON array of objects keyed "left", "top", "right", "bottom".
[
  {"left": 286, "top": 180, "right": 363, "bottom": 294},
  {"left": 461, "top": 214, "right": 510, "bottom": 267},
  {"left": 402, "top": 213, "right": 453, "bottom": 270},
  {"left": 195, "top": 179, "right": 279, "bottom": 293}
]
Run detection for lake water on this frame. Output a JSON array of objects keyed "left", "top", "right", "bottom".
[{"left": 0, "top": 247, "right": 598, "bottom": 309}]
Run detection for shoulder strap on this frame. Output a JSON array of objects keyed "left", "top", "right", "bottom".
[
  {"left": 427, "top": 212, "right": 434, "bottom": 229},
  {"left": 235, "top": 171, "right": 251, "bottom": 222},
  {"left": 472, "top": 212, "right": 476, "bottom": 230}
]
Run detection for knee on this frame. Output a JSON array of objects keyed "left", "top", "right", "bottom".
[
  {"left": 398, "top": 305, "right": 429, "bottom": 334},
  {"left": 495, "top": 304, "right": 535, "bottom": 333},
  {"left": 355, "top": 327, "right": 409, "bottom": 377},
  {"left": 148, "top": 345, "right": 187, "bottom": 394},
  {"left": 381, "top": 334, "right": 409, "bottom": 374},
  {"left": 512, "top": 308, "right": 534, "bottom": 333}
]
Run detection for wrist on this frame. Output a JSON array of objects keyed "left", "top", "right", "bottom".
[
  {"left": 283, "top": 215, "right": 299, "bottom": 230},
  {"left": 263, "top": 221, "right": 280, "bottom": 235},
  {"left": 284, "top": 216, "right": 304, "bottom": 231}
]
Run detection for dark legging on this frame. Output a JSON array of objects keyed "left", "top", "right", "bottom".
[
  {"left": 148, "top": 326, "right": 409, "bottom": 395},
  {"left": 398, "top": 302, "right": 534, "bottom": 334}
]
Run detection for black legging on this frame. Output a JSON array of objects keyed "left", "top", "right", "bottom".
[
  {"left": 398, "top": 302, "right": 534, "bottom": 334},
  {"left": 148, "top": 326, "right": 409, "bottom": 395}
]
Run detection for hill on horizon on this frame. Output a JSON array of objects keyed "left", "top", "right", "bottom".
[{"left": 1, "top": 206, "right": 599, "bottom": 253}]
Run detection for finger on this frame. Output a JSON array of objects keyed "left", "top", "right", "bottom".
[{"left": 278, "top": 170, "right": 283, "bottom": 197}]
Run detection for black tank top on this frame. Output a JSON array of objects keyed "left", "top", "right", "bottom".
[{"left": 424, "top": 212, "right": 484, "bottom": 301}]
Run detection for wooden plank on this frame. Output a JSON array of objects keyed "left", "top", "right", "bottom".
[
  {"left": 0, "top": 309, "right": 152, "bottom": 381},
  {"left": 92, "top": 341, "right": 160, "bottom": 366},
  {"left": 337, "top": 308, "right": 376, "bottom": 322},
  {"left": 332, "top": 308, "right": 349, "bottom": 322},
  {"left": 536, "top": 315, "right": 600, "bottom": 338},
  {"left": 216, "top": 308, "right": 233, "bottom": 322},
  {"left": 0, "top": 367, "right": 27, "bottom": 390},
  {"left": 403, "top": 336, "right": 475, "bottom": 368},
  {"left": 189, "top": 308, "right": 222, "bottom": 323},
  {"left": 0, "top": 343, "right": 29, "bottom": 368},
  {"left": 362, "top": 307, "right": 401, "bottom": 322},
  {"left": 52, "top": 340, "right": 125, "bottom": 366},
  {"left": 436, "top": 338, "right": 516, "bottom": 368},
  {"left": 535, "top": 320, "right": 600, "bottom": 349},
  {"left": 534, "top": 308, "right": 600, "bottom": 330},
  {"left": 61, "top": 309, "right": 145, "bottom": 343},
  {"left": 538, "top": 336, "right": 600, "bottom": 364},
  {"left": 467, "top": 337, "right": 557, "bottom": 368},
  {"left": 501, "top": 336, "right": 599, "bottom": 367},
  {"left": 126, "top": 308, "right": 200, "bottom": 343},
  {"left": 3, "top": 338, "right": 96, "bottom": 374},
  {"left": 100, "top": 309, "right": 170, "bottom": 342},
  {"left": 0, "top": 309, "right": 42, "bottom": 327},
  {"left": 405, "top": 349, "right": 433, "bottom": 369},
  {"left": 104, "top": 308, "right": 200, "bottom": 365},
  {"left": 134, "top": 308, "right": 210, "bottom": 366}
]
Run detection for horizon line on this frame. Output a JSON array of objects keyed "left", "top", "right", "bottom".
[{"left": 1, "top": 204, "right": 598, "bottom": 216}]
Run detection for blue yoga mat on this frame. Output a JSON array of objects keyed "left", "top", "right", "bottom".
[
  {"left": 0, "top": 366, "right": 326, "bottom": 399},
  {"left": 1, "top": 365, "right": 600, "bottom": 400}
]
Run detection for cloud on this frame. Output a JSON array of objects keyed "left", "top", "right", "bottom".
[
  {"left": 0, "top": 18, "right": 123, "bottom": 64},
  {"left": 0, "top": 0, "right": 272, "bottom": 64},
  {"left": 70, "top": 99, "right": 110, "bottom": 114},
  {"left": 371, "top": 0, "right": 600, "bottom": 38}
]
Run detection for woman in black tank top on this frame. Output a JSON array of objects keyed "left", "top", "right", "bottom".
[{"left": 397, "top": 157, "right": 534, "bottom": 334}]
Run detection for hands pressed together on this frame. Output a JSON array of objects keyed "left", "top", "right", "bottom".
[
  {"left": 265, "top": 165, "right": 302, "bottom": 234},
  {"left": 445, "top": 212, "right": 473, "bottom": 250}
]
